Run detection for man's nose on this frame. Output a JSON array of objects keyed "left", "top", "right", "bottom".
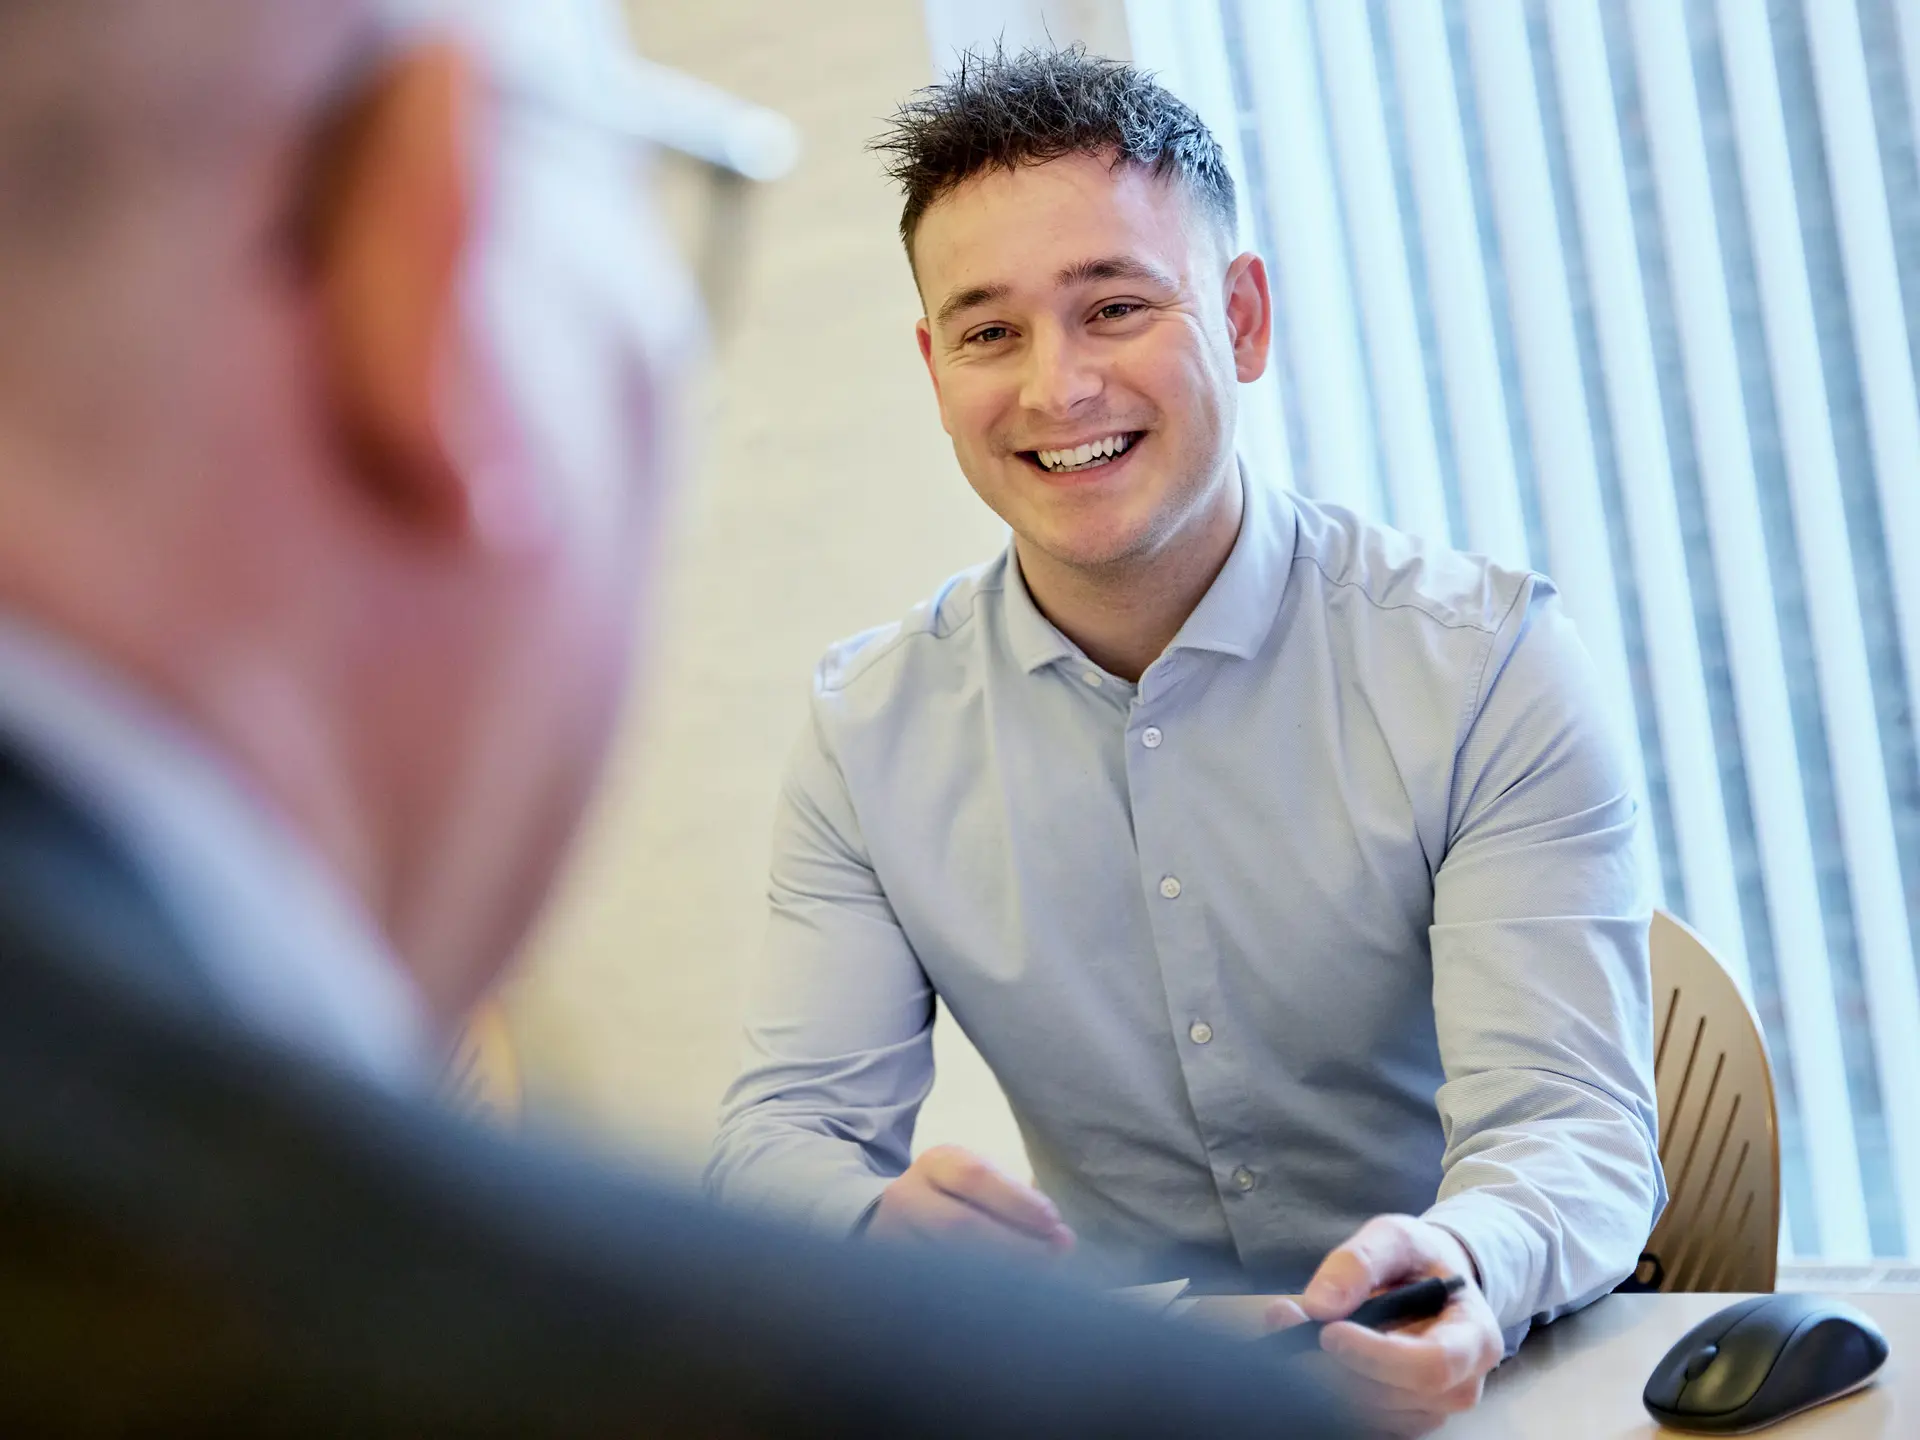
[{"left": 1018, "top": 326, "right": 1103, "bottom": 418}]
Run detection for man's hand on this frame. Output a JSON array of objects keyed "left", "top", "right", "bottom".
[
  {"left": 866, "top": 1145, "right": 1076, "bottom": 1259},
  {"left": 1267, "top": 1214, "right": 1502, "bottom": 1438}
]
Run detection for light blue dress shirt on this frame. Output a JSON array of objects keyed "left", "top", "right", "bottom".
[{"left": 708, "top": 475, "right": 1665, "bottom": 1341}]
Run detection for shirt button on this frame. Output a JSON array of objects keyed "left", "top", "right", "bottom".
[
  {"left": 1189, "top": 1020, "right": 1213, "bottom": 1045},
  {"left": 1082, "top": 670, "right": 1103, "bottom": 687},
  {"left": 1159, "top": 875, "right": 1182, "bottom": 899},
  {"left": 1141, "top": 726, "right": 1163, "bottom": 749},
  {"left": 1233, "top": 1166, "right": 1256, "bottom": 1192}
]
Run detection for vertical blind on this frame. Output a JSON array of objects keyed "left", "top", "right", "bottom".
[{"left": 1124, "top": 0, "right": 1920, "bottom": 1264}]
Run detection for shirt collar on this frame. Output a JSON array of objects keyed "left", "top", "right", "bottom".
[
  {"left": 1001, "top": 548, "right": 1082, "bottom": 675},
  {"left": 1161, "top": 465, "right": 1298, "bottom": 661},
  {"left": 0, "top": 613, "right": 432, "bottom": 1093},
  {"left": 998, "top": 464, "right": 1300, "bottom": 676}
]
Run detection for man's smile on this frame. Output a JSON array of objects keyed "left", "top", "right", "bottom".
[{"left": 1017, "top": 430, "right": 1146, "bottom": 477}]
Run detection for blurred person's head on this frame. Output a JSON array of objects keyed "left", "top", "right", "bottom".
[
  {"left": 0, "top": 0, "right": 692, "bottom": 1020},
  {"left": 875, "top": 46, "right": 1269, "bottom": 583}
]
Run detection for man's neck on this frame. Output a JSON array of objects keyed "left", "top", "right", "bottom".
[{"left": 1016, "top": 475, "right": 1245, "bottom": 683}]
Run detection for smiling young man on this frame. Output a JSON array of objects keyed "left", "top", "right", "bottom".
[{"left": 708, "top": 47, "right": 1665, "bottom": 1436}]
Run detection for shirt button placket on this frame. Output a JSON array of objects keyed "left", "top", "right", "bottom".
[{"left": 1133, "top": 706, "right": 1239, "bottom": 1218}]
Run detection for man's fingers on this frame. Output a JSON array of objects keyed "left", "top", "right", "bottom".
[
  {"left": 1320, "top": 1310, "right": 1494, "bottom": 1394},
  {"left": 1303, "top": 1214, "right": 1425, "bottom": 1319},
  {"left": 902, "top": 1184, "right": 1068, "bottom": 1257},
  {"left": 1302, "top": 1237, "right": 1500, "bottom": 1439},
  {"left": 870, "top": 1151, "right": 1072, "bottom": 1257},
  {"left": 919, "top": 1145, "right": 1072, "bottom": 1243},
  {"left": 1302, "top": 1248, "right": 1375, "bottom": 1321},
  {"left": 1262, "top": 1296, "right": 1311, "bottom": 1332}
]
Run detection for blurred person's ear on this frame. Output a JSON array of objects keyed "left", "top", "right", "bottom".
[{"left": 303, "top": 42, "right": 511, "bottom": 543}]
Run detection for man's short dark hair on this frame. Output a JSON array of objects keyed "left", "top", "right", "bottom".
[{"left": 871, "top": 44, "right": 1237, "bottom": 259}]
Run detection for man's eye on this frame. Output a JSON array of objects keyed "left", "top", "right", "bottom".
[
  {"left": 1095, "top": 302, "right": 1141, "bottom": 321},
  {"left": 967, "top": 325, "right": 1012, "bottom": 345}
]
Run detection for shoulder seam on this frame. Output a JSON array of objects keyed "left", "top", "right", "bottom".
[
  {"left": 1465, "top": 575, "right": 1535, "bottom": 721},
  {"left": 818, "top": 574, "right": 996, "bottom": 696},
  {"left": 1291, "top": 550, "right": 1519, "bottom": 636}
]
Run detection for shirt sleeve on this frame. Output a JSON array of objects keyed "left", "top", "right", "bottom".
[
  {"left": 1418, "top": 577, "right": 1667, "bottom": 1351},
  {"left": 702, "top": 691, "right": 934, "bottom": 1235}
]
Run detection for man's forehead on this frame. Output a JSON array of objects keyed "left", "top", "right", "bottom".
[
  {"left": 915, "top": 156, "right": 1205, "bottom": 317},
  {"left": 918, "top": 154, "right": 1180, "bottom": 251}
]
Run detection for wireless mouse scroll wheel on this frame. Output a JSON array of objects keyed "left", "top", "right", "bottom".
[{"left": 1684, "top": 1344, "right": 1719, "bottom": 1382}]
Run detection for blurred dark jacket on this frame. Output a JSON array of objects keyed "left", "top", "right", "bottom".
[{"left": 0, "top": 744, "right": 1359, "bottom": 1436}]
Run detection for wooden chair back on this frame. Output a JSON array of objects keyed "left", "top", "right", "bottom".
[
  {"left": 441, "top": 998, "right": 523, "bottom": 1128},
  {"left": 1633, "top": 909, "right": 1780, "bottom": 1292}
]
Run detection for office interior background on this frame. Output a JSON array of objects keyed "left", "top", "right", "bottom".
[{"left": 507, "top": 0, "right": 1920, "bottom": 1269}]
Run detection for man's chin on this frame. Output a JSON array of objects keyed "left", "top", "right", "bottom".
[
  {"left": 974, "top": 473, "right": 1164, "bottom": 573},
  {"left": 1019, "top": 515, "right": 1156, "bottom": 575}
]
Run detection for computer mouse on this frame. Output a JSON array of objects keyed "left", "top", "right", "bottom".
[{"left": 1643, "top": 1293, "right": 1888, "bottom": 1433}]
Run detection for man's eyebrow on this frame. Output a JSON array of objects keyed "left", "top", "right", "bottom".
[
  {"left": 935, "top": 282, "right": 1011, "bottom": 327},
  {"left": 1055, "top": 255, "right": 1178, "bottom": 290},
  {"left": 933, "top": 257, "right": 1178, "bottom": 328}
]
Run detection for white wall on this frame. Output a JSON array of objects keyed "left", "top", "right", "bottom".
[
  {"left": 504, "top": 0, "right": 1033, "bottom": 1179},
  {"left": 923, "top": 0, "right": 1130, "bottom": 72}
]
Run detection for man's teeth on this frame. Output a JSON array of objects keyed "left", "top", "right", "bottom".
[{"left": 1035, "top": 433, "right": 1135, "bottom": 472}]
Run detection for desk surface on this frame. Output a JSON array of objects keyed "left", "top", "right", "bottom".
[{"left": 1184, "top": 1292, "right": 1920, "bottom": 1437}]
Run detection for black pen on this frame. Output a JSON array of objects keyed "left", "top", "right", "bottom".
[{"left": 1264, "top": 1275, "right": 1466, "bottom": 1357}]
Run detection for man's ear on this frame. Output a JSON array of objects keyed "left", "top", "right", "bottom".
[
  {"left": 915, "top": 317, "right": 953, "bottom": 435},
  {"left": 1223, "top": 251, "right": 1272, "bottom": 384},
  {"left": 915, "top": 316, "right": 940, "bottom": 394},
  {"left": 300, "top": 42, "right": 489, "bottom": 535}
]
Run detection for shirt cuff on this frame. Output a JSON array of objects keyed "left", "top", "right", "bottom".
[
  {"left": 1422, "top": 1190, "right": 1536, "bottom": 1356},
  {"left": 710, "top": 1153, "right": 895, "bottom": 1241},
  {"left": 810, "top": 1169, "right": 895, "bottom": 1239}
]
